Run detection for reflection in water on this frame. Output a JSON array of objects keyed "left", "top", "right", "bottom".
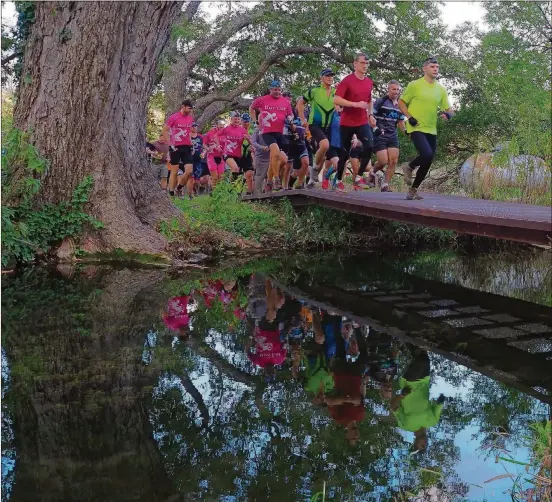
[{"left": 2, "top": 260, "right": 550, "bottom": 501}]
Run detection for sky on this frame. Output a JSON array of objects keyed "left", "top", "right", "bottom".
[{"left": 2, "top": 1, "right": 488, "bottom": 29}]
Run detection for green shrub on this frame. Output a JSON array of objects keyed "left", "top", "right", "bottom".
[
  {"left": 1, "top": 124, "right": 102, "bottom": 267},
  {"left": 171, "top": 179, "right": 355, "bottom": 249}
]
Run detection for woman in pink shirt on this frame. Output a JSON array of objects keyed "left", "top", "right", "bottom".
[
  {"left": 222, "top": 111, "right": 252, "bottom": 193},
  {"left": 203, "top": 119, "right": 226, "bottom": 186}
]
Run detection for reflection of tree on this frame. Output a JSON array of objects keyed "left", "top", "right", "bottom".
[
  {"left": 2, "top": 268, "right": 179, "bottom": 501},
  {"left": 2, "top": 260, "right": 549, "bottom": 501},
  {"left": 397, "top": 251, "right": 552, "bottom": 306}
]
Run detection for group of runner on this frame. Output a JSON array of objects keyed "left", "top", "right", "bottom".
[
  {"left": 151, "top": 53, "right": 453, "bottom": 200},
  {"left": 161, "top": 273, "right": 445, "bottom": 449}
]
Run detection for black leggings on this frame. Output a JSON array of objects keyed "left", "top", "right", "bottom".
[
  {"left": 409, "top": 132, "right": 437, "bottom": 189},
  {"left": 337, "top": 124, "right": 374, "bottom": 180}
]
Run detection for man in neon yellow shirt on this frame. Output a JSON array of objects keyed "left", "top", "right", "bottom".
[
  {"left": 398, "top": 57, "right": 454, "bottom": 200},
  {"left": 390, "top": 348, "right": 445, "bottom": 453}
]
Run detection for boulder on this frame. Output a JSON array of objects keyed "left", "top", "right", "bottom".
[{"left": 460, "top": 152, "right": 550, "bottom": 192}]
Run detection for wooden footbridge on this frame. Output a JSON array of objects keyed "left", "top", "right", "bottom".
[{"left": 244, "top": 190, "right": 552, "bottom": 246}]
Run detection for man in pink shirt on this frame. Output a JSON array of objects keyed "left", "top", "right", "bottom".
[
  {"left": 333, "top": 53, "right": 377, "bottom": 191},
  {"left": 162, "top": 99, "right": 195, "bottom": 198},
  {"left": 249, "top": 80, "right": 294, "bottom": 192},
  {"left": 221, "top": 111, "right": 251, "bottom": 192},
  {"left": 203, "top": 119, "right": 226, "bottom": 187}
]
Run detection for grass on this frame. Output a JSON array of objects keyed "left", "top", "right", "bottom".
[
  {"left": 483, "top": 420, "right": 551, "bottom": 501},
  {"left": 164, "top": 179, "right": 365, "bottom": 255}
]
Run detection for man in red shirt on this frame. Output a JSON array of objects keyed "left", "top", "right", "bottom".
[
  {"left": 249, "top": 80, "right": 294, "bottom": 192},
  {"left": 334, "top": 53, "right": 377, "bottom": 191},
  {"left": 162, "top": 99, "right": 195, "bottom": 198}
]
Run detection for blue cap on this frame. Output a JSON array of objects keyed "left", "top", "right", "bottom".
[
  {"left": 269, "top": 79, "right": 281, "bottom": 88},
  {"left": 241, "top": 113, "right": 251, "bottom": 121},
  {"left": 320, "top": 68, "right": 335, "bottom": 77}
]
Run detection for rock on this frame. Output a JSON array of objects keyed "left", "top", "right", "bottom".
[
  {"left": 187, "top": 252, "right": 208, "bottom": 263},
  {"left": 56, "top": 238, "right": 76, "bottom": 262},
  {"left": 460, "top": 152, "right": 550, "bottom": 192}
]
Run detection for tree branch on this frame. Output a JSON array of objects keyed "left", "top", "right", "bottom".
[
  {"left": 182, "top": 0, "right": 201, "bottom": 22},
  {"left": 1, "top": 51, "right": 22, "bottom": 67},
  {"left": 194, "top": 45, "right": 353, "bottom": 112}
]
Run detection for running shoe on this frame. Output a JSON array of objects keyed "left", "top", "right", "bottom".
[
  {"left": 306, "top": 179, "right": 316, "bottom": 189},
  {"left": 321, "top": 178, "right": 329, "bottom": 190},
  {"left": 406, "top": 187, "right": 423, "bottom": 200},
  {"left": 273, "top": 177, "right": 283, "bottom": 191},
  {"left": 366, "top": 171, "right": 376, "bottom": 188},
  {"left": 381, "top": 183, "right": 392, "bottom": 192},
  {"left": 264, "top": 180, "right": 273, "bottom": 193},
  {"left": 336, "top": 180, "right": 346, "bottom": 192}
]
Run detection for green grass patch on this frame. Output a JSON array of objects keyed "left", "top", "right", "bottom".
[{"left": 167, "top": 180, "right": 357, "bottom": 249}]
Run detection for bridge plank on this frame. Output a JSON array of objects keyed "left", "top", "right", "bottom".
[{"left": 243, "top": 190, "right": 552, "bottom": 245}]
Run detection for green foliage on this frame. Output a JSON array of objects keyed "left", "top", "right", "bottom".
[
  {"left": 170, "top": 180, "right": 355, "bottom": 249},
  {"left": 1, "top": 122, "right": 103, "bottom": 267}
]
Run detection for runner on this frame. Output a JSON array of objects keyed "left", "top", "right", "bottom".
[
  {"left": 221, "top": 111, "right": 250, "bottom": 189},
  {"left": 321, "top": 106, "right": 341, "bottom": 190},
  {"left": 366, "top": 80, "right": 406, "bottom": 192},
  {"left": 297, "top": 68, "right": 337, "bottom": 187},
  {"left": 250, "top": 126, "right": 271, "bottom": 195},
  {"left": 190, "top": 122, "right": 211, "bottom": 195},
  {"left": 398, "top": 57, "right": 454, "bottom": 200},
  {"left": 333, "top": 53, "right": 377, "bottom": 192},
  {"left": 284, "top": 117, "right": 309, "bottom": 190},
  {"left": 146, "top": 138, "right": 169, "bottom": 190},
  {"left": 162, "top": 99, "right": 195, "bottom": 197},
  {"left": 240, "top": 113, "right": 255, "bottom": 195},
  {"left": 203, "top": 118, "right": 226, "bottom": 188},
  {"left": 249, "top": 80, "right": 294, "bottom": 192}
]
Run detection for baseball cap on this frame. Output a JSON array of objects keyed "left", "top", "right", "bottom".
[
  {"left": 229, "top": 111, "right": 241, "bottom": 118},
  {"left": 191, "top": 122, "right": 199, "bottom": 127},
  {"left": 320, "top": 68, "right": 335, "bottom": 77},
  {"left": 269, "top": 79, "right": 281, "bottom": 88},
  {"left": 241, "top": 113, "right": 251, "bottom": 121}
]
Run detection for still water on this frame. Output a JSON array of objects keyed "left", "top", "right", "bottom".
[{"left": 2, "top": 251, "right": 551, "bottom": 502}]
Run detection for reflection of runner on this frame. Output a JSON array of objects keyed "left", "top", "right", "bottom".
[
  {"left": 365, "top": 329, "right": 398, "bottom": 400},
  {"left": 246, "top": 323, "right": 287, "bottom": 381},
  {"left": 325, "top": 320, "right": 368, "bottom": 445},
  {"left": 162, "top": 295, "right": 190, "bottom": 339},
  {"left": 390, "top": 348, "right": 445, "bottom": 453}
]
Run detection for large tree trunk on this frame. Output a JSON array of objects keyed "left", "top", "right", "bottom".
[{"left": 13, "top": 2, "right": 182, "bottom": 255}]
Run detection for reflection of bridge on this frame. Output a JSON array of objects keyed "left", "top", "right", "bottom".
[
  {"left": 270, "top": 271, "right": 552, "bottom": 404},
  {"left": 244, "top": 190, "right": 552, "bottom": 245}
]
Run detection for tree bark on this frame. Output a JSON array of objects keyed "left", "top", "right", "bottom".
[{"left": 13, "top": 2, "right": 182, "bottom": 255}]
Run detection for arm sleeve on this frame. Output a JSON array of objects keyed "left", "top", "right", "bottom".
[
  {"left": 335, "top": 78, "right": 349, "bottom": 98},
  {"left": 303, "top": 87, "right": 314, "bottom": 103},
  {"left": 400, "top": 82, "right": 414, "bottom": 105},
  {"left": 440, "top": 86, "right": 452, "bottom": 110},
  {"left": 251, "top": 96, "right": 262, "bottom": 110}
]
